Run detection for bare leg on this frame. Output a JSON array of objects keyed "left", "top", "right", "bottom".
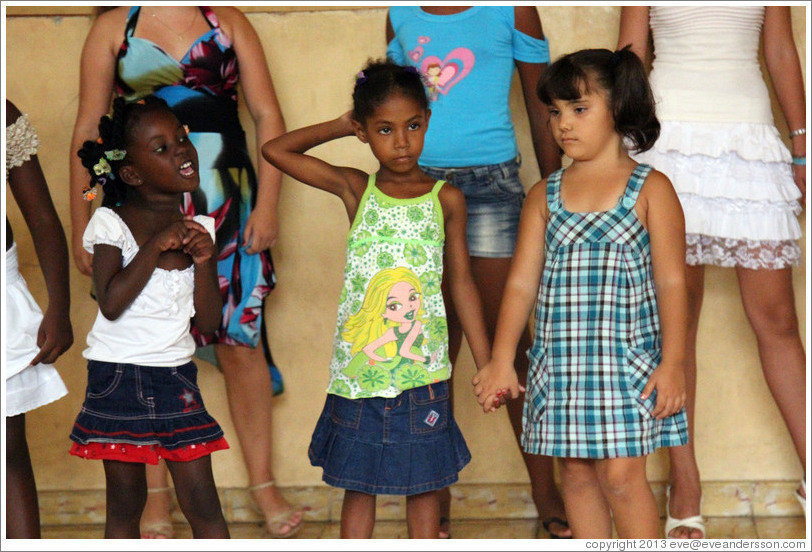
[
  {"left": 166, "top": 456, "right": 229, "bottom": 538},
  {"left": 558, "top": 458, "right": 612, "bottom": 538},
  {"left": 406, "top": 490, "right": 440, "bottom": 539},
  {"left": 340, "top": 490, "right": 376, "bottom": 538},
  {"left": 140, "top": 461, "right": 174, "bottom": 538},
  {"left": 667, "top": 264, "right": 704, "bottom": 538},
  {"left": 596, "top": 457, "right": 660, "bottom": 538},
  {"left": 215, "top": 343, "right": 302, "bottom": 536},
  {"left": 736, "top": 267, "right": 806, "bottom": 468},
  {"left": 5, "top": 414, "right": 40, "bottom": 538},
  {"left": 441, "top": 257, "right": 570, "bottom": 538},
  {"left": 102, "top": 460, "right": 147, "bottom": 539}
]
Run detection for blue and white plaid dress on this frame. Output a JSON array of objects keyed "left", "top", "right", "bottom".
[{"left": 522, "top": 164, "right": 689, "bottom": 459}]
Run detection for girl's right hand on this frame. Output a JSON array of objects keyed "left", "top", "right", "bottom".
[
  {"left": 472, "top": 360, "right": 525, "bottom": 413},
  {"left": 73, "top": 244, "right": 94, "bottom": 277},
  {"left": 152, "top": 221, "right": 190, "bottom": 253}
]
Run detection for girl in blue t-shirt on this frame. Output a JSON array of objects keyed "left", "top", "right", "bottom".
[{"left": 386, "top": 6, "right": 569, "bottom": 538}]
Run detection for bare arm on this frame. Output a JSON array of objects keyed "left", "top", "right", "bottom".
[
  {"left": 69, "top": 9, "right": 125, "bottom": 276},
  {"left": 514, "top": 6, "right": 560, "bottom": 178},
  {"left": 617, "top": 6, "right": 651, "bottom": 64},
  {"left": 439, "top": 185, "right": 491, "bottom": 371},
  {"left": 220, "top": 8, "right": 288, "bottom": 253},
  {"left": 261, "top": 112, "right": 367, "bottom": 220},
  {"left": 7, "top": 100, "right": 74, "bottom": 366},
  {"left": 472, "top": 181, "right": 547, "bottom": 411},
  {"left": 639, "top": 171, "right": 688, "bottom": 419},
  {"left": 763, "top": 6, "right": 806, "bottom": 205}
]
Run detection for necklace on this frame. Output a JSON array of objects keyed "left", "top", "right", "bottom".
[{"left": 149, "top": 8, "right": 198, "bottom": 41}]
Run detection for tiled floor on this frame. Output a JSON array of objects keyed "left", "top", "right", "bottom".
[{"left": 41, "top": 516, "right": 806, "bottom": 539}]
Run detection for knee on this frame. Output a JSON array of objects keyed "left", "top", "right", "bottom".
[
  {"left": 176, "top": 482, "right": 224, "bottom": 522},
  {"left": 559, "top": 459, "right": 597, "bottom": 493},
  {"left": 107, "top": 481, "right": 147, "bottom": 520},
  {"left": 747, "top": 302, "right": 800, "bottom": 341},
  {"left": 597, "top": 462, "right": 645, "bottom": 499}
]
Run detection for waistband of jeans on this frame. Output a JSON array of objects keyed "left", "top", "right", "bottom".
[{"left": 421, "top": 155, "right": 521, "bottom": 180}]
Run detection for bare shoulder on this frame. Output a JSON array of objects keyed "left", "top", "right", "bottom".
[
  {"left": 640, "top": 168, "right": 677, "bottom": 199},
  {"left": 87, "top": 7, "right": 129, "bottom": 53},
  {"left": 525, "top": 178, "right": 550, "bottom": 219},
  {"left": 211, "top": 7, "right": 253, "bottom": 36},
  {"left": 437, "top": 181, "right": 466, "bottom": 211}
]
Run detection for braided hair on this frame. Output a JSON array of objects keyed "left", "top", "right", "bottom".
[{"left": 78, "top": 95, "right": 176, "bottom": 207}]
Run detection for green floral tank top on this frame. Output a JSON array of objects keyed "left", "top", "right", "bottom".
[{"left": 327, "top": 174, "right": 451, "bottom": 399}]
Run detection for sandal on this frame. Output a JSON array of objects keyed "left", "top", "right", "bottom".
[
  {"left": 248, "top": 480, "right": 304, "bottom": 538},
  {"left": 539, "top": 516, "right": 572, "bottom": 539},
  {"left": 140, "top": 487, "right": 175, "bottom": 539},
  {"left": 795, "top": 478, "right": 806, "bottom": 517},
  {"left": 665, "top": 485, "right": 705, "bottom": 539}
]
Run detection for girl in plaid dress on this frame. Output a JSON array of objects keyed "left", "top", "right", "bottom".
[{"left": 474, "top": 48, "right": 689, "bottom": 538}]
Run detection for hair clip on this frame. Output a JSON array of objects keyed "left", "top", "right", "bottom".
[
  {"left": 136, "top": 98, "right": 146, "bottom": 105},
  {"left": 93, "top": 157, "right": 112, "bottom": 176},
  {"left": 96, "top": 137, "right": 104, "bottom": 144},
  {"left": 404, "top": 65, "right": 420, "bottom": 75},
  {"left": 356, "top": 71, "right": 368, "bottom": 85},
  {"left": 105, "top": 149, "right": 126, "bottom": 161},
  {"left": 183, "top": 124, "right": 190, "bottom": 135},
  {"left": 82, "top": 185, "right": 97, "bottom": 202}
]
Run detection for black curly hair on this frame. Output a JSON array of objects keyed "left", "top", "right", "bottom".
[
  {"left": 352, "top": 58, "right": 429, "bottom": 123},
  {"left": 78, "top": 95, "right": 176, "bottom": 207}
]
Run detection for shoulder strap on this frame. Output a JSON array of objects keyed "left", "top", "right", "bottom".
[
  {"left": 124, "top": 6, "right": 140, "bottom": 38},
  {"left": 620, "top": 164, "right": 653, "bottom": 211},
  {"left": 546, "top": 168, "right": 563, "bottom": 213},
  {"left": 430, "top": 179, "right": 446, "bottom": 196},
  {"left": 200, "top": 6, "right": 218, "bottom": 29}
]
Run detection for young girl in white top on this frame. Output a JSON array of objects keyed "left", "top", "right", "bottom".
[{"left": 68, "top": 95, "right": 229, "bottom": 538}]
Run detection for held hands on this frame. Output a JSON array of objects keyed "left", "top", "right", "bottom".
[
  {"left": 472, "top": 359, "right": 526, "bottom": 414},
  {"left": 30, "top": 307, "right": 74, "bottom": 367},
  {"left": 640, "top": 360, "right": 687, "bottom": 420}
]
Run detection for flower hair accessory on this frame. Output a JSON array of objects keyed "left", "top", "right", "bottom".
[
  {"left": 356, "top": 71, "right": 368, "bottom": 85},
  {"left": 82, "top": 185, "right": 97, "bottom": 202},
  {"left": 183, "top": 124, "right": 190, "bottom": 135},
  {"left": 104, "top": 149, "right": 126, "bottom": 161},
  {"left": 93, "top": 157, "right": 112, "bottom": 176}
]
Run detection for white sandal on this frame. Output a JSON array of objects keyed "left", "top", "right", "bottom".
[
  {"left": 795, "top": 478, "right": 806, "bottom": 517},
  {"left": 665, "top": 486, "right": 706, "bottom": 539}
]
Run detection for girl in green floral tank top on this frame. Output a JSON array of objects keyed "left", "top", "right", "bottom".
[{"left": 263, "top": 60, "right": 491, "bottom": 538}]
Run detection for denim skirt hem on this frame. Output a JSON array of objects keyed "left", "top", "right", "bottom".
[
  {"left": 69, "top": 360, "right": 225, "bottom": 450},
  {"left": 308, "top": 381, "right": 471, "bottom": 496}
]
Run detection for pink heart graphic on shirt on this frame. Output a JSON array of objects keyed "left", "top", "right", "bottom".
[
  {"left": 408, "top": 46, "right": 424, "bottom": 62},
  {"left": 418, "top": 36, "right": 431, "bottom": 44},
  {"left": 420, "top": 47, "right": 475, "bottom": 95}
]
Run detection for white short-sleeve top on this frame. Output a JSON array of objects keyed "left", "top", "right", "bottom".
[{"left": 82, "top": 207, "right": 216, "bottom": 367}]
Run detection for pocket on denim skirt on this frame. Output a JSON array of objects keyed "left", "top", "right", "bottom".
[
  {"left": 489, "top": 163, "right": 525, "bottom": 199},
  {"left": 86, "top": 362, "right": 124, "bottom": 399},
  {"left": 329, "top": 394, "right": 364, "bottom": 429},
  {"left": 170, "top": 362, "right": 200, "bottom": 392},
  {"left": 409, "top": 382, "right": 450, "bottom": 434}
]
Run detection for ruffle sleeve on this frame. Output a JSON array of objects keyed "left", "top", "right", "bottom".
[
  {"left": 6, "top": 113, "right": 40, "bottom": 179},
  {"left": 82, "top": 207, "right": 138, "bottom": 262}
]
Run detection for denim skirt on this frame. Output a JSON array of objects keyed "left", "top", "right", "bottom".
[
  {"left": 422, "top": 156, "right": 526, "bottom": 258},
  {"left": 70, "top": 360, "right": 227, "bottom": 463},
  {"left": 308, "top": 380, "right": 471, "bottom": 495}
]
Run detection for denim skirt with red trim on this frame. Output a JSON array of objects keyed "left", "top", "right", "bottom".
[{"left": 69, "top": 360, "right": 228, "bottom": 464}]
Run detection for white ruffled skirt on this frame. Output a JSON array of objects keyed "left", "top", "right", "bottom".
[
  {"left": 634, "top": 121, "right": 803, "bottom": 269},
  {"left": 6, "top": 244, "right": 68, "bottom": 416}
]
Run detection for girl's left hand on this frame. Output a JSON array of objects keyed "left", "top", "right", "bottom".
[
  {"left": 793, "top": 163, "right": 806, "bottom": 208},
  {"left": 640, "top": 361, "right": 687, "bottom": 420},
  {"left": 243, "top": 208, "right": 279, "bottom": 255},
  {"left": 183, "top": 220, "right": 217, "bottom": 265}
]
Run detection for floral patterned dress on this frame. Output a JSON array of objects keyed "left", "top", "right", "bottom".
[{"left": 115, "top": 6, "right": 275, "bottom": 351}]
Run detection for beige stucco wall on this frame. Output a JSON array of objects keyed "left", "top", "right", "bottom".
[{"left": 4, "top": 6, "right": 807, "bottom": 492}]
